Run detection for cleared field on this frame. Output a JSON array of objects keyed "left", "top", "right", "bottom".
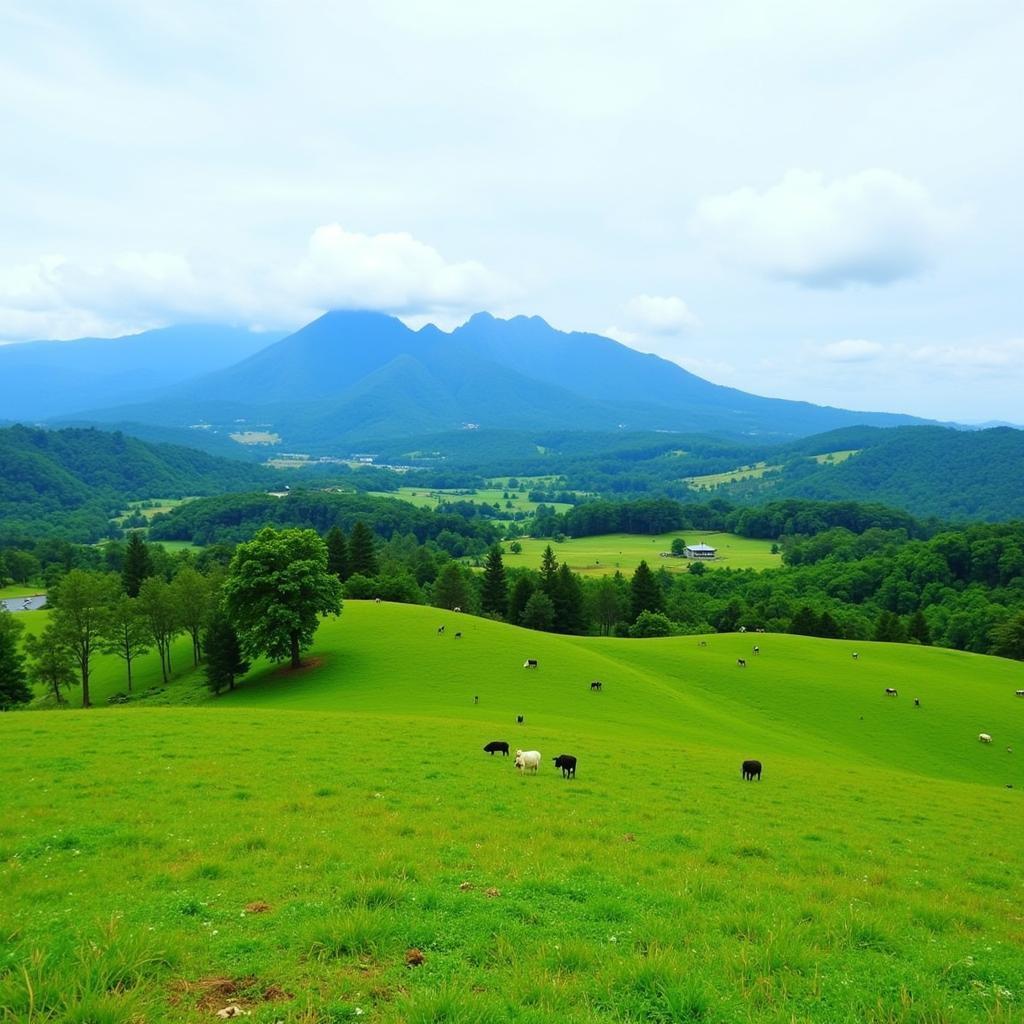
[
  {"left": 501, "top": 531, "right": 781, "bottom": 574},
  {"left": 369, "top": 486, "right": 575, "bottom": 517},
  {"left": 2, "top": 602, "right": 1022, "bottom": 1024},
  {"left": 684, "top": 462, "right": 780, "bottom": 489},
  {"left": 813, "top": 448, "right": 860, "bottom": 464},
  {"left": 0, "top": 583, "right": 43, "bottom": 600}
]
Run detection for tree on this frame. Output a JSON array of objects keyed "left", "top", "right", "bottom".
[
  {"left": 591, "top": 575, "right": 628, "bottom": 636},
  {"left": 553, "top": 562, "right": 584, "bottom": 634},
  {"left": 687, "top": 561, "right": 706, "bottom": 576},
  {"left": 670, "top": 538, "right": 687, "bottom": 557},
  {"left": 480, "top": 546, "right": 508, "bottom": 618},
  {"left": 121, "top": 531, "right": 155, "bottom": 597},
  {"left": 224, "top": 526, "right": 342, "bottom": 669},
  {"left": 990, "top": 611, "right": 1024, "bottom": 660},
  {"left": 325, "top": 526, "right": 349, "bottom": 582},
  {"left": 25, "top": 625, "right": 77, "bottom": 705},
  {"left": 51, "top": 570, "right": 118, "bottom": 708},
  {"left": 138, "top": 576, "right": 180, "bottom": 683},
  {"left": 907, "top": 609, "right": 932, "bottom": 646},
  {"left": 789, "top": 605, "right": 820, "bottom": 636},
  {"left": 630, "top": 560, "right": 663, "bottom": 621},
  {"left": 0, "top": 610, "right": 31, "bottom": 709},
  {"left": 507, "top": 575, "right": 535, "bottom": 625},
  {"left": 347, "top": 521, "right": 379, "bottom": 578},
  {"left": 432, "top": 561, "right": 471, "bottom": 611},
  {"left": 170, "top": 566, "right": 214, "bottom": 665},
  {"left": 538, "top": 545, "right": 559, "bottom": 599},
  {"left": 100, "top": 595, "right": 151, "bottom": 691},
  {"left": 630, "top": 610, "right": 674, "bottom": 638},
  {"left": 520, "top": 591, "right": 555, "bottom": 631},
  {"left": 875, "top": 610, "right": 908, "bottom": 643},
  {"left": 509, "top": 541, "right": 522, "bottom": 555},
  {"left": 203, "top": 608, "right": 249, "bottom": 694}
]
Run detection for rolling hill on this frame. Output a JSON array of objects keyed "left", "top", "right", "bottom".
[{"left": 66, "top": 310, "right": 932, "bottom": 446}]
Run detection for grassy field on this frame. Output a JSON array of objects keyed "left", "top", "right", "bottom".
[
  {"left": 0, "top": 583, "right": 44, "bottom": 600},
  {"left": 813, "top": 449, "right": 860, "bottom": 465},
  {"left": 500, "top": 532, "right": 781, "bottom": 575},
  {"left": 369, "top": 486, "right": 576, "bottom": 518},
  {"left": 2, "top": 602, "right": 1023, "bottom": 1023},
  {"left": 684, "top": 462, "right": 780, "bottom": 490}
]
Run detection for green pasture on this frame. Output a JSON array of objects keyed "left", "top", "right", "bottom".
[
  {"left": 500, "top": 531, "right": 781, "bottom": 575},
  {"left": 813, "top": 448, "right": 860, "bottom": 464},
  {"left": 3, "top": 601, "right": 1023, "bottom": 1023},
  {"left": 0, "top": 584, "right": 44, "bottom": 600},
  {"left": 369, "top": 486, "right": 575, "bottom": 517},
  {"left": 119, "top": 498, "right": 194, "bottom": 524},
  {"left": 684, "top": 462, "right": 780, "bottom": 489}
]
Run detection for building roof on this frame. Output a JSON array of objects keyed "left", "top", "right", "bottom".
[{"left": 686, "top": 543, "right": 717, "bottom": 552}]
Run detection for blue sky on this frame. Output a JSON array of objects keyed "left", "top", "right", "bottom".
[{"left": 1, "top": 1, "right": 1022, "bottom": 422}]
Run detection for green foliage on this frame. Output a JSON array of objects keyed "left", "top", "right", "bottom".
[
  {"left": 479, "top": 545, "right": 508, "bottom": 618},
  {"left": 0, "top": 609, "right": 30, "bottom": 708},
  {"left": 121, "top": 532, "right": 154, "bottom": 597},
  {"left": 325, "top": 524, "right": 349, "bottom": 581},
  {"left": 99, "top": 595, "right": 150, "bottom": 692},
  {"left": 520, "top": 590, "right": 556, "bottom": 631},
  {"left": 203, "top": 608, "right": 249, "bottom": 694},
  {"left": 51, "top": 569, "right": 120, "bottom": 708},
  {"left": 347, "top": 520, "right": 378, "bottom": 578},
  {"left": 630, "top": 559, "right": 663, "bottom": 620},
  {"left": 138, "top": 576, "right": 181, "bottom": 684},
  {"left": 629, "top": 610, "right": 673, "bottom": 637},
  {"left": 224, "top": 526, "right": 343, "bottom": 669},
  {"left": 990, "top": 611, "right": 1024, "bottom": 660},
  {"left": 670, "top": 536, "right": 687, "bottom": 556},
  {"left": 431, "top": 561, "right": 472, "bottom": 612}
]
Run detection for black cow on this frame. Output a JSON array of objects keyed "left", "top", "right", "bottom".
[
  {"left": 483, "top": 741, "right": 509, "bottom": 756},
  {"left": 590, "top": 680, "right": 602, "bottom": 691},
  {"left": 455, "top": 632, "right": 462, "bottom": 639},
  {"left": 553, "top": 754, "right": 577, "bottom": 778},
  {"left": 437, "top": 625, "right": 445, "bottom": 635},
  {"left": 737, "top": 658, "right": 746, "bottom": 668},
  {"left": 885, "top": 687, "right": 898, "bottom": 697},
  {"left": 523, "top": 659, "right": 538, "bottom": 669},
  {"left": 516, "top": 715, "right": 524, "bottom": 724},
  {"left": 741, "top": 759, "right": 762, "bottom": 781}
]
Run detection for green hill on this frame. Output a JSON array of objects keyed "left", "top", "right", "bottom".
[{"left": 3, "top": 602, "right": 1022, "bottom": 1023}]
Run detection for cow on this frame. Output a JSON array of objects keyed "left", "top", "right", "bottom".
[
  {"left": 697, "top": 640, "right": 708, "bottom": 647},
  {"left": 590, "top": 680, "right": 602, "bottom": 692},
  {"left": 437, "top": 625, "right": 445, "bottom": 635},
  {"left": 553, "top": 754, "right": 577, "bottom": 778},
  {"left": 741, "top": 759, "right": 762, "bottom": 781},
  {"left": 523, "top": 659, "right": 538, "bottom": 669},
  {"left": 1016, "top": 690, "right": 1024, "bottom": 698},
  {"left": 515, "top": 749, "right": 541, "bottom": 774},
  {"left": 752, "top": 645, "right": 760, "bottom": 655},
  {"left": 374, "top": 597, "right": 381, "bottom": 604},
  {"left": 737, "top": 658, "right": 746, "bottom": 668},
  {"left": 914, "top": 698, "right": 920, "bottom": 707},
  {"left": 852, "top": 652, "right": 859, "bottom": 660},
  {"left": 453, "top": 606, "right": 462, "bottom": 613},
  {"left": 516, "top": 715, "right": 524, "bottom": 724},
  {"left": 979, "top": 733, "right": 993, "bottom": 744},
  {"left": 483, "top": 741, "right": 509, "bottom": 756},
  {"left": 885, "top": 688, "right": 898, "bottom": 697},
  {"left": 455, "top": 632, "right": 462, "bottom": 639},
  {"left": 473, "top": 695, "right": 479, "bottom": 704}
]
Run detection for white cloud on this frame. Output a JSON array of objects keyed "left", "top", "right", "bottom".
[
  {"left": 817, "top": 338, "right": 885, "bottom": 362},
  {"left": 907, "top": 338, "right": 1024, "bottom": 371},
  {"left": 691, "top": 169, "right": 956, "bottom": 288},
  {"left": 623, "top": 294, "right": 700, "bottom": 333},
  {"left": 0, "top": 226, "right": 516, "bottom": 340}
]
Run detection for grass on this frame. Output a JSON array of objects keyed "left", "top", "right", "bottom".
[
  {"left": 3, "top": 602, "right": 1023, "bottom": 1023},
  {"left": 684, "top": 462, "right": 781, "bottom": 489},
  {"left": 368, "top": 486, "right": 577, "bottom": 518},
  {"left": 0, "top": 584, "right": 45, "bottom": 600},
  {"left": 499, "top": 531, "right": 782, "bottom": 574},
  {"left": 813, "top": 449, "right": 860, "bottom": 464}
]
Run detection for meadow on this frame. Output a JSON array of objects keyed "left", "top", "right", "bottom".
[
  {"left": 2, "top": 602, "right": 1023, "bottom": 1023},
  {"left": 368, "top": 484, "right": 578, "bottom": 520},
  {"left": 498, "top": 532, "right": 782, "bottom": 575}
]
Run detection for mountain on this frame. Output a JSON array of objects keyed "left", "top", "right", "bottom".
[
  {"left": 0, "top": 424, "right": 273, "bottom": 542},
  {"left": 0, "top": 324, "right": 285, "bottom": 422},
  {"left": 58, "top": 311, "right": 931, "bottom": 448}
]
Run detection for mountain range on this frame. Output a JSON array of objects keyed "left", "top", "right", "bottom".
[{"left": 19, "top": 311, "right": 933, "bottom": 449}]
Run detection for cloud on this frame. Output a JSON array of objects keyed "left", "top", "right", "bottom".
[
  {"left": 691, "top": 169, "right": 956, "bottom": 288},
  {"left": 907, "top": 338, "right": 1024, "bottom": 371},
  {"left": 623, "top": 294, "right": 700, "bottom": 333},
  {"left": 817, "top": 338, "right": 885, "bottom": 362},
  {"left": 0, "top": 226, "right": 516, "bottom": 340}
]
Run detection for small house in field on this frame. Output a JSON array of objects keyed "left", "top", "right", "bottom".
[{"left": 684, "top": 543, "right": 717, "bottom": 560}]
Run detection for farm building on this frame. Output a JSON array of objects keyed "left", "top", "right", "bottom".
[{"left": 684, "top": 543, "right": 717, "bottom": 559}]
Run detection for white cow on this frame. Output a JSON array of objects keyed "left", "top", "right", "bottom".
[
  {"left": 514, "top": 749, "right": 542, "bottom": 774},
  {"left": 978, "top": 733, "right": 993, "bottom": 744},
  {"left": 1015, "top": 690, "right": 1024, "bottom": 698}
]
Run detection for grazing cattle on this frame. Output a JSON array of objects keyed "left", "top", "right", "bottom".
[
  {"left": 523, "top": 659, "right": 538, "bottom": 669},
  {"left": 852, "top": 652, "right": 859, "bottom": 660},
  {"left": 1016, "top": 690, "right": 1024, "bottom": 698},
  {"left": 590, "top": 680, "right": 603, "bottom": 691},
  {"left": 553, "top": 754, "right": 577, "bottom": 778},
  {"left": 437, "top": 625, "right": 445, "bottom": 635},
  {"left": 979, "top": 733, "right": 993, "bottom": 744},
  {"left": 752, "top": 645, "right": 760, "bottom": 655},
  {"left": 885, "top": 688, "right": 898, "bottom": 697},
  {"left": 374, "top": 597, "right": 381, "bottom": 604},
  {"left": 514, "top": 749, "right": 541, "bottom": 774},
  {"left": 483, "top": 741, "right": 509, "bottom": 756},
  {"left": 741, "top": 759, "right": 762, "bottom": 781},
  {"left": 455, "top": 632, "right": 462, "bottom": 639},
  {"left": 453, "top": 606, "right": 461, "bottom": 613},
  {"left": 737, "top": 658, "right": 746, "bottom": 668},
  {"left": 473, "top": 695, "right": 479, "bottom": 704},
  {"left": 914, "top": 698, "right": 920, "bottom": 707},
  {"left": 698, "top": 640, "right": 708, "bottom": 647},
  {"left": 516, "top": 715, "right": 524, "bottom": 724}
]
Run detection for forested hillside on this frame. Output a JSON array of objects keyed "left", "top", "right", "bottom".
[{"left": 0, "top": 425, "right": 272, "bottom": 542}]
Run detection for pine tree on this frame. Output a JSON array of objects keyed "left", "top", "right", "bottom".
[
  {"left": 875, "top": 610, "right": 908, "bottom": 643},
  {"left": 203, "top": 608, "right": 249, "bottom": 694},
  {"left": 553, "top": 562, "right": 584, "bottom": 633},
  {"left": 0, "top": 610, "right": 31, "bottom": 710},
  {"left": 907, "top": 610, "right": 931, "bottom": 645},
  {"left": 817, "top": 610, "right": 842, "bottom": 638},
  {"left": 326, "top": 526, "right": 349, "bottom": 582},
  {"left": 121, "top": 531, "right": 154, "bottom": 598},
  {"left": 520, "top": 591, "right": 555, "bottom": 631},
  {"left": 508, "top": 575, "right": 535, "bottom": 625},
  {"left": 347, "top": 521, "right": 379, "bottom": 578},
  {"left": 789, "top": 605, "right": 820, "bottom": 636},
  {"left": 538, "top": 545, "right": 559, "bottom": 599},
  {"left": 432, "top": 561, "right": 470, "bottom": 611},
  {"left": 630, "top": 560, "right": 663, "bottom": 621},
  {"left": 480, "top": 546, "right": 508, "bottom": 618}
]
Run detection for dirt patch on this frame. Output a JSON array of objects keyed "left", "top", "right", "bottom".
[
  {"left": 262, "top": 984, "right": 293, "bottom": 1002},
  {"left": 272, "top": 656, "right": 326, "bottom": 678},
  {"left": 244, "top": 900, "right": 271, "bottom": 914}
]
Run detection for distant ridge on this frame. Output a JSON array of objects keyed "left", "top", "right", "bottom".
[{"left": 51, "top": 311, "right": 932, "bottom": 447}]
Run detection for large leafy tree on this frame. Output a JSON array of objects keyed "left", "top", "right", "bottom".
[
  {"left": 121, "top": 531, "right": 155, "bottom": 597},
  {"left": 170, "top": 566, "right": 215, "bottom": 665},
  {"left": 138, "top": 576, "right": 181, "bottom": 683},
  {"left": 480, "top": 546, "right": 508, "bottom": 618},
  {"left": 224, "top": 526, "right": 342, "bottom": 669},
  {"left": 0, "top": 610, "right": 31, "bottom": 710},
  {"left": 25, "top": 625, "right": 77, "bottom": 705},
  {"left": 51, "top": 569, "right": 119, "bottom": 708},
  {"left": 520, "top": 591, "right": 555, "bottom": 632},
  {"left": 100, "top": 595, "right": 151, "bottom": 691}
]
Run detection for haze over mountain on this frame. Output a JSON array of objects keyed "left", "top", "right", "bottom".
[
  {"left": 0, "top": 324, "right": 284, "bottom": 422},
  {"left": 63, "top": 311, "right": 932, "bottom": 449}
]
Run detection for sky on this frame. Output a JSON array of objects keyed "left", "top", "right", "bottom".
[{"left": 1, "top": 0, "right": 1022, "bottom": 423}]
